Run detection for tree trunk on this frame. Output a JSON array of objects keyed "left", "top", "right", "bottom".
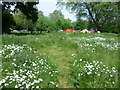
[{"left": 94, "top": 24, "right": 101, "bottom": 32}]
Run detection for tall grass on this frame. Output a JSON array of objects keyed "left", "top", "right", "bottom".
[{"left": 1, "top": 32, "right": 118, "bottom": 88}]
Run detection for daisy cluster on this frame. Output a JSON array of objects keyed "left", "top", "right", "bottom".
[
  {"left": 75, "top": 36, "right": 118, "bottom": 50},
  {"left": 1, "top": 44, "right": 32, "bottom": 58},
  {"left": 71, "top": 59, "right": 118, "bottom": 88},
  {"left": 1, "top": 57, "right": 59, "bottom": 88}
]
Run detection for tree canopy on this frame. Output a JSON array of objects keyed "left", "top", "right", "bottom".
[
  {"left": 36, "top": 10, "right": 72, "bottom": 31},
  {"left": 57, "top": 2, "right": 118, "bottom": 33},
  {"left": 2, "top": 1, "right": 39, "bottom": 34}
]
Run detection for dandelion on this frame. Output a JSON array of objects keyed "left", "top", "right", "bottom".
[
  {"left": 87, "top": 72, "right": 92, "bottom": 75},
  {"left": 22, "top": 75, "right": 26, "bottom": 79},
  {"left": 50, "top": 81, "right": 55, "bottom": 85},
  {"left": 33, "top": 76, "right": 36, "bottom": 78},
  {"left": 110, "top": 75, "right": 113, "bottom": 77},
  {"left": 23, "top": 63, "right": 26, "bottom": 67},
  {"left": 1, "top": 79, "right": 6, "bottom": 83},
  {"left": 4, "top": 83, "right": 9, "bottom": 86},
  {"left": 14, "top": 75, "right": 19, "bottom": 79},
  {"left": 54, "top": 71, "right": 58, "bottom": 73},
  {"left": 18, "top": 84, "right": 22, "bottom": 87},
  {"left": 15, "top": 85, "right": 18, "bottom": 88},
  {"left": 32, "top": 86, "right": 35, "bottom": 88},
  {"left": 56, "top": 84, "right": 58, "bottom": 87},
  {"left": 49, "top": 72, "right": 51, "bottom": 74},
  {"left": 26, "top": 84, "right": 30, "bottom": 88},
  {"left": 112, "top": 69, "right": 116, "bottom": 73},
  {"left": 34, "top": 80, "right": 39, "bottom": 83},
  {"left": 22, "top": 82, "right": 26, "bottom": 85},
  {"left": 98, "top": 74, "right": 100, "bottom": 76},
  {"left": 31, "top": 82, "right": 35, "bottom": 85},
  {"left": 78, "top": 73, "right": 81, "bottom": 76},
  {"left": 5, "top": 69, "right": 8, "bottom": 72},
  {"left": 112, "top": 81, "right": 115, "bottom": 84},
  {"left": 36, "top": 86, "right": 39, "bottom": 88},
  {"left": 5, "top": 76, "right": 9, "bottom": 80},
  {"left": 51, "top": 74, "right": 53, "bottom": 76},
  {"left": 71, "top": 54, "right": 75, "bottom": 56},
  {"left": 38, "top": 78, "right": 43, "bottom": 82},
  {"left": 19, "top": 78, "right": 24, "bottom": 82},
  {"left": 86, "top": 64, "right": 93, "bottom": 69},
  {"left": 80, "top": 59, "right": 82, "bottom": 61}
]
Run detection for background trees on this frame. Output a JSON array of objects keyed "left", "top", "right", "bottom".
[
  {"left": 57, "top": 2, "right": 118, "bottom": 33},
  {"left": 2, "top": 1, "right": 118, "bottom": 34},
  {"left": 13, "top": 10, "right": 35, "bottom": 31},
  {"left": 2, "top": 6, "right": 15, "bottom": 34},
  {"left": 2, "top": 1, "right": 39, "bottom": 34},
  {"left": 72, "top": 19, "right": 88, "bottom": 30},
  {"left": 36, "top": 10, "right": 72, "bottom": 32},
  {"left": 49, "top": 10, "right": 65, "bottom": 31},
  {"left": 60, "top": 18, "right": 72, "bottom": 30}
]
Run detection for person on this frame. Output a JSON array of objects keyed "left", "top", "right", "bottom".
[{"left": 89, "top": 28, "right": 94, "bottom": 33}]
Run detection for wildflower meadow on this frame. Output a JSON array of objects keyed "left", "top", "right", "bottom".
[{"left": 1, "top": 32, "right": 119, "bottom": 88}]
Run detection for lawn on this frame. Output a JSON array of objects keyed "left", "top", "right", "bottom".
[{"left": 0, "top": 32, "right": 119, "bottom": 88}]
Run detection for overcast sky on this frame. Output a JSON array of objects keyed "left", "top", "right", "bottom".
[{"left": 36, "top": 0, "right": 76, "bottom": 22}]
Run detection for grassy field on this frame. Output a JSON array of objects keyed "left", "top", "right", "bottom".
[{"left": 1, "top": 32, "right": 119, "bottom": 88}]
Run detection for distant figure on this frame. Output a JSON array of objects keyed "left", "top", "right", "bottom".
[{"left": 89, "top": 28, "right": 94, "bottom": 33}]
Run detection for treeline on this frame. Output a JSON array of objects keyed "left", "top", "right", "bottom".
[
  {"left": 57, "top": 2, "right": 118, "bottom": 33},
  {"left": 2, "top": 2, "right": 118, "bottom": 34},
  {"left": 3, "top": 9, "right": 73, "bottom": 33}
]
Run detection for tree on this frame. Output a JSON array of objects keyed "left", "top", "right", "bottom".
[
  {"left": 72, "top": 19, "right": 89, "bottom": 30},
  {"left": 49, "top": 10, "right": 65, "bottom": 30},
  {"left": 37, "top": 15, "right": 50, "bottom": 31},
  {"left": 36, "top": 10, "right": 73, "bottom": 32},
  {"left": 2, "top": 1, "right": 39, "bottom": 33},
  {"left": 38, "top": 10, "right": 44, "bottom": 16},
  {"left": 13, "top": 10, "right": 35, "bottom": 31},
  {"left": 61, "top": 18, "right": 72, "bottom": 30},
  {"left": 57, "top": 2, "right": 118, "bottom": 33},
  {"left": 2, "top": 6, "right": 15, "bottom": 34},
  {"left": 2, "top": 1, "right": 39, "bottom": 23}
]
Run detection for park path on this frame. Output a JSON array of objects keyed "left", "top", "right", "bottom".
[
  {"left": 36, "top": 44, "right": 75, "bottom": 88},
  {"left": 49, "top": 45, "right": 74, "bottom": 88}
]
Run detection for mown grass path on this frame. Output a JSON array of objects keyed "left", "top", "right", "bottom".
[
  {"left": 36, "top": 44, "right": 75, "bottom": 88},
  {"left": 49, "top": 45, "right": 74, "bottom": 88}
]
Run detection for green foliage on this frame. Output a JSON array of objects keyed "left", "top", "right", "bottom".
[
  {"left": 49, "top": 10, "right": 65, "bottom": 30},
  {"left": 2, "top": 1, "right": 39, "bottom": 23},
  {"left": 61, "top": 18, "right": 72, "bottom": 30},
  {"left": 2, "top": 6, "right": 15, "bottom": 34},
  {"left": 13, "top": 10, "right": 35, "bottom": 31},
  {"left": 1, "top": 32, "right": 118, "bottom": 88},
  {"left": 72, "top": 19, "right": 89, "bottom": 30},
  {"left": 57, "top": 2, "right": 118, "bottom": 33},
  {"left": 36, "top": 10, "right": 73, "bottom": 31},
  {"left": 2, "top": 1, "right": 39, "bottom": 34},
  {"left": 37, "top": 15, "right": 51, "bottom": 31}
]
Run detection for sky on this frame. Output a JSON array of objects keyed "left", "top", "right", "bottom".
[{"left": 36, "top": 0, "right": 76, "bottom": 22}]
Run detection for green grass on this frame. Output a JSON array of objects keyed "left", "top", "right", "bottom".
[{"left": 1, "top": 32, "right": 119, "bottom": 88}]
